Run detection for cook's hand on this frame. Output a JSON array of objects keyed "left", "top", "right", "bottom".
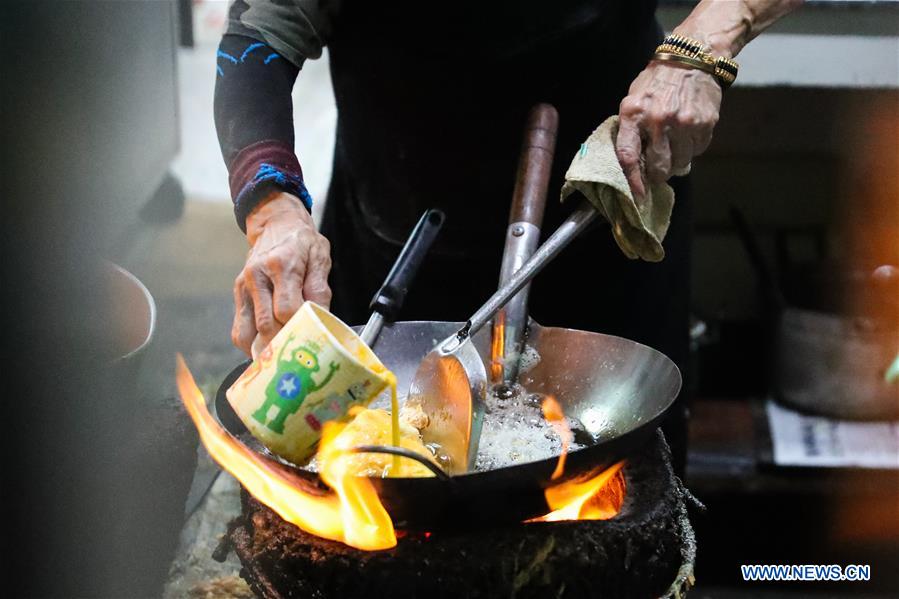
[
  {"left": 615, "top": 60, "right": 722, "bottom": 198},
  {"left": 232, "top": 192, "right": 332, "bottom": 355}
]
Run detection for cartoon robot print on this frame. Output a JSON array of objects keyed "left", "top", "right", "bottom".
[{"left": 252, "top": 335, "right": 339, "bottom": 434}]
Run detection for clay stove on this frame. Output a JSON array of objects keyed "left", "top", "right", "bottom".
[{"left": 216, "top": 431, "right": 696, "bottom": 599}]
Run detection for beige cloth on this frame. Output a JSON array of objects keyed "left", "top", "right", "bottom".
[{"left": 561, "top": 116, "right": 685, "bottom": 262}]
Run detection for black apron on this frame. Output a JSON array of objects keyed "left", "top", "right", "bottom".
[{"left": 319, "top": 0, "right": 691, "bottom": 470}]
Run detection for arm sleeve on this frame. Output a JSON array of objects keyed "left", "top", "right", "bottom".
[
  {"left": 214, "top": 0, "right": 339, "bottom": 232},
  {"left": 226, "top": 0, "right": 338, "bottom": 69},
  {"left": 214, "top": 33, "right": 309, "bottom": 232}
]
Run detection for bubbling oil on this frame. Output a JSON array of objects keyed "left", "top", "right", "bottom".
[
  {"left": 338, "top": 344, "right": 589, "bottom": 476},
  {"left": 368, "top": 384, "right": 588, "bottom": 474},
  {"left": 475, "top": 384, "right": 586, "bottom": 471}
]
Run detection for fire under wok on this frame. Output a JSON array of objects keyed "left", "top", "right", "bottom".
[{"left": 214, "top": 318, "right": 681, "bottom": 529}]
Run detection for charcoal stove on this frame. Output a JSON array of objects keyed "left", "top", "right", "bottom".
[{"left": 215, "top": 430, "right": 696, "bottom": 599}]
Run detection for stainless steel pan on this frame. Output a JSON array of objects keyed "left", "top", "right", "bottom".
[{"left": 215, "top": 320, "right": 680, "bottom": 528}]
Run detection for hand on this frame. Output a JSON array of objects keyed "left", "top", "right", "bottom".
[
  {"left": 615, "top": 60, "right": 722, "bottom": 198},
  {"left": 232, "top": 191, "right": 332, "bottom": 355}
]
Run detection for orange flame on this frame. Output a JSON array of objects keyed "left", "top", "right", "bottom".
[
  {"left": 541, "top": 396, "right": 571, "bottom": 480},
  {"left": 490, "top": 312, "right": 506, "bottom": 382},
  {"left": 175, "top": 354, "right": 396, "bottom": 551},
  {"left": 532, "top": 461, "right": 626, "bottom": 522},
  {"left": 532, "top": 396, "right": 626, "bottom": 521}
]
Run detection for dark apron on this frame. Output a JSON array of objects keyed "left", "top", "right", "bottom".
[{"left": 319, "top": 0, "right": 691, "bottom": 470}]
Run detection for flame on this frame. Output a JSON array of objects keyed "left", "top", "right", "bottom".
[
  {"left": 531, "top": 396, "right": 626, "bottom": 521},
  {"left": 178, "top": 354, "right": 624, "bottom": 544},
  {"left": 490, "top": 312, "right": 505, "bottom": 382},
  {"left": 541, "top": 396, "right": 571, "bottom": 480},
  {"left": 175, "top": 354, "right": 396, "bottom": 551},
  {"left": 533, "top": 461, "right": 626, "bottom": 522}
]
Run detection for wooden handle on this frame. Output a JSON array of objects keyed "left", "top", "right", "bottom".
[{"left": 508, "top": 103, "right": 559, "bottom": 226}]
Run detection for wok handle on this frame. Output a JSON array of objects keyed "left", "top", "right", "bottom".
[
  {"left": 492, "top": 104, "right": 559, "bottom": 386},
  {"left": 361, "top": 209, "right": 445, "bottom": 345},
  {"left": 509, "top": 104, "right": 558, "bottom": 227}
]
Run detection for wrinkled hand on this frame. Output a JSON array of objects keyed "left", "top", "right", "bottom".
[
  {"left": 232, "top": 192, "right": 332, "bottom": 355},
  {"left": 616, "top": 61, "right": 722, "bottom": 198}
]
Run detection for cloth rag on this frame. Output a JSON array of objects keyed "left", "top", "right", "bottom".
[{"left": 561, "top": 116, "right": 685, "bottom": 262}]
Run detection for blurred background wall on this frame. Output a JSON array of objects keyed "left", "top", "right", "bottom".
[{"left": 1, "top": 1, "right": 187, "bottom": 596}]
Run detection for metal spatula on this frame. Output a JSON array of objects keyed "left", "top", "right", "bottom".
[{"left": 406, "top": 105, "right": 599, "bottom": 473}]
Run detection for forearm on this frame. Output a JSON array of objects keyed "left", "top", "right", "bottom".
[
  {"left": 672, "top": 0, "right": 804, "bottom": 58},
  {"left": 214, "top": 34, "right": 310, "bottom": 232},
  {"left": 221, "top": 2, "right": 340, "bottom": 351}
]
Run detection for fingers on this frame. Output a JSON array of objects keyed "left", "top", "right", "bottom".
[
  {"left": 246, "top": 268, "right": 278, "bottom": 345},
  {"left": 271, "top": 260, "right": 305, "bottom": 325},
  {"left": 615, "top": 117, "right": 646, "bottom": 198},
  {"left": 232, "top": 211, "right": 335, "bottom": 355},
  {"left": 669, "top": 129, "right": 695, "bottom": 173},
  {"left": 682, "top": 74, "right": 719, "bottom": 158},
  {"left": 691, "top": 124, "right": 714, "bottom": 157},
  {"left": 644, "top": 123, "right": 672, "bottom": 184},
  {"left": 250, "top": 334, "right": 266, "bottom": 360},
  {"left": 232, "top": 275, "right": 257, "bottom": 355},
  {"left": 616, "top": 63, "right": 723, "bottom": 190},
  {"left": 303, "top": 237, "right": 333, "bottom": 309}
]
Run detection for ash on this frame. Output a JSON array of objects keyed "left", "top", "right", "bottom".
[{"left": 475, "top": 385, "right": 585, "bottom": 471}]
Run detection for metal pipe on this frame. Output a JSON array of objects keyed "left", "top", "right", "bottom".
[{"left": 360, "top": 312, "right": 385, "bottom": 347}]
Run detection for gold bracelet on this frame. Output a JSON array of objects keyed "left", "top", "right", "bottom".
[
  {"left": 714, "top": 56, "right": 739, "bottom": 89},
  {"left": 656, "top": 34, "right": 714, "bottom": 63},
  {"left": 652, "top": 52, "right": 717, "bottom": 76},
  {"left": 654, "top": 34, "right": 739, "bottom": 89}
]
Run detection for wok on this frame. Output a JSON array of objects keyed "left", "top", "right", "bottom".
[
  {"left": 213, "top": 104, "right": 681, "bottom": 528},
  {"left": 215, "top": 319, "right": 681, "bottom": 528}
]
